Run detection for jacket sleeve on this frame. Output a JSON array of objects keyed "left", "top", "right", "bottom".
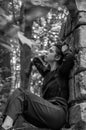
[
  {"left": 32, "top": 57, "right": 49, "bottom": 77},
  {"left": 59, "top": 51, "right": 75, "bottom": 77}
]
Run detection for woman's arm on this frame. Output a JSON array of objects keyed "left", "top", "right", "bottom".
[
  {"left": 32, "top": 57, "right": 49, "bottom": 77},
  {"left": 59, "top": 51, "right": 75, "bottom": 77}
]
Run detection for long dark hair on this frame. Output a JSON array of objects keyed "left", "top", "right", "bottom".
[{"left": 54, "top": 44, "right": 64, "bottom": 65}]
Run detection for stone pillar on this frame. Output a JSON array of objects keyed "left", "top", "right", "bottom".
[{"left": 63, "top": 0, "right": 86, "bottom": 129}]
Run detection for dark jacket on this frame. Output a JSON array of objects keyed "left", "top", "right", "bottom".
[
  {"left": 32, "top": 52, "right": 75, "bottom": 112},
  {"left": 25, "top": 53, "right": 75, "bottom": 112},
  {"left": 33, "top": 52, "right": 74, "bottom": 99}
]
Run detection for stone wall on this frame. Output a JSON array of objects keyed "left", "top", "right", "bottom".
[{"left": 62, "top": 0, "right": 86, "bottom": 130}]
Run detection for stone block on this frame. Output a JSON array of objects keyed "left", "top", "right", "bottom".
[
  {"left": 74, "top": 25, "right": 86, "bottom": 48},
  {"left": 71, "top": 120, "right": 86, "bottom": 130},
  {"left": 72, "top": 25, "right": 86, "bottom": 95},
  {"left": 69, "top": 102, "right": 86, "bottom": 129},
  {"left": 75, "top": 71, "right": 86, "bottom": 95},
  {"left": 75, "top": 0, "right": 86, "bottom": 11},
  {"left": 71, "top": 2, "right": 86, "bottom": 29},
  {"left": 69, "top": 76, "right": 76, "bottom": 102},
  {"left": 74, "top": 48, "right": 86, "bottom": 94},
  {"left": 80, "top": 102, "right": 86, "bottom": 122},
  {"left": 78, "top": 12, "right": 86, "bottom": 25},
  {"left": 69, "top": 89, "right": 86, "bottom": 127},
  {"left": 79, "top": 48, "right": 86, "bottom": 68},
  {"left": 69, "top": 104, "right": 81, "bottom": 125}
]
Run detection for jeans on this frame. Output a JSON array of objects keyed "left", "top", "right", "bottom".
[{"left": 3, "top": 88, "right": 66, "bottom": 130}]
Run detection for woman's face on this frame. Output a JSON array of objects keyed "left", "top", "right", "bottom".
[{"left": 45, "top": 46, "right": 57, "bottom": 63}]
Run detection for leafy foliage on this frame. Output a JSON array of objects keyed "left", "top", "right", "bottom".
[
  {"left": 0, "top": 0, "right": 22, "bottom": 119},
  {"left": 0, "top": 0, "right": 21, "bottom": 15}
]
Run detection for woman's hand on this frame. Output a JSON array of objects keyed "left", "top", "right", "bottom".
[{"left": 62, "top": 44, "right": 68, "bottom": 53}]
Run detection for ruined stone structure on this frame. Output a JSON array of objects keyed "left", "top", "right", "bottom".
[
  {"left": 56, "top": 0, "right": 86, "bottom": 130},
  {"left": 63, "top": 0, "right": 86, "bottom": 130}
]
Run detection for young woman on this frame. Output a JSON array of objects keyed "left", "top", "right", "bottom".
[{"left": 0, "top": 43, "right": 74, "bottom": 130}]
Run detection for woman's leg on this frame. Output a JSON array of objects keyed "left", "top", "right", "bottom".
[
  {"left": 2, "top": 88, "right": 66, "bottom": 130},
  {"left": 22, "top": 92, "right": 66, "bottom": 130},
  {"left": 1, "top": 88, "right": 24, "bottom": 130}
]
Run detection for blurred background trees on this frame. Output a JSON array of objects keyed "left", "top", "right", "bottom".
[
  {"left": 0, "top": 0, "right": 69, "bottom": 121},
  {"left": 0, "top": 0, "right": 22, "bottom": 117}
]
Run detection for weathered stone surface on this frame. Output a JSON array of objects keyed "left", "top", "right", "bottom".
[
  {"left": 71, "top": 120, "right": 86, "bottom": 130},
  {"left": 75, "top": 0, "right": 86, "bottom": 11},
  {"left": 74, "top": 72, "right": 86, "bottom": 96},
  {"left": 69, "top": 73, "right": 76, "bottom": 102},
  {"left": 69, "top": 25, "right": 86, "bottom": 98},
  {"left": 78, "top": 12, "right": 86, "bottom": 25},
  {"left": 73, "top": 26, "right": 86, "bottom": 94},
  {"left": 62, "top": 1, "right": 86, "bottom": 130},
  {"left": 69, "top": 77, "right": 79, "bottom": 102},
  {"left": 75, "top": 26, "right": 86, "bottom": 48},
  {"left": 64, "top": 1, "right": 86, "bottom": 35},
  {"left": 80, "top": 102, "right": 86, "bottom": 122},
  {"left": 69, "top": 102, "right": 86, "bottom": 129},
  {"left": 69, "top": 104, "right": 81, "bottom": 125}
]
